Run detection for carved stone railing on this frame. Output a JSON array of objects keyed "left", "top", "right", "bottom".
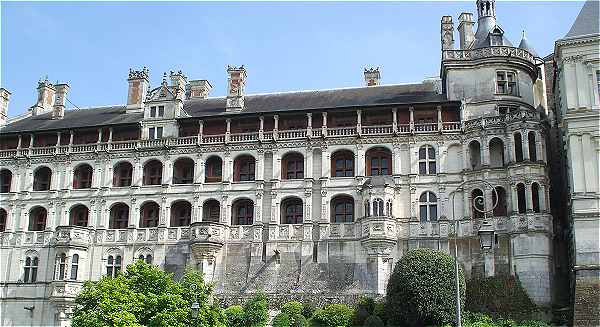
[
  {"left": 189, "top": 222, "right": 228, "bottom": 261},
  {"left": 359, "top": 216, "right": 398, "bottom": 256},
  {"left": 268, "top": 223, "right": 307, "bottom": 240},
  {"left": 361, "top": 125, "right": 393, "bottom": 135},
  {"left": 409, "top": 220, "right": 450, "bottom": 238},
  {"left": 464, "top": 110, "right": 540, "bottom": 132},
  {"left": 442, "top": 46, "right": 536, "bottom": 65},
  {"left": 49, "top": 280, "right": 84, "bottom": 302},
  {"left": 54, "top": 226, "right": 92, "bottom": 249}
]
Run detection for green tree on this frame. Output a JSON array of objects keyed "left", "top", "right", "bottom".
[
  {"left": 385, "top": 248, "right": 465, "bottom": 327},
  {"left": 71, "top": 260, "right": 225, "bottom": 327},
  {"left": 273, "top": 312, "right": 292, "bottom": 327},
  {"left": 224, "top": 305, "right": 245, "bottom": 327},
  {"left": 310, "top": 304, "right": 353, "bottom": 327},
  {"left": 242, "top": 292, "right": 269, "bottom": 327}
]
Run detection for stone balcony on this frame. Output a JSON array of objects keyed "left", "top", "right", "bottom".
[
  {"left": 53, "top": 226, "right": 92, "bottom": 249},
  {"left": 358, "top": 216, "right": 398, "bottom": 256},
  {"left": 189, "top": 221, "right": 228, "bottom": 261}
]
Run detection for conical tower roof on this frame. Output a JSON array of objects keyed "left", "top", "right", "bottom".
[{"left": 518, "top": 31, "right": 538, "bottom": 57}]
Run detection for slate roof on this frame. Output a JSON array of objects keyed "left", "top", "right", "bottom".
[
  {"left": 565, "top": 0, "right": 599, "bottom": 38},
  {"left": 0, "top": 83, "right": 450, "bottom": 135},
  {"left": 518, "top": 34, "right": 538, "bottom": 57}
]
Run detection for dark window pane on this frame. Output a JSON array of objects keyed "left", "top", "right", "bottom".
[
  {"left": 420, "top": 205, "right": 428, "bottom": 222},
  {"left": 419, "top": 162, "right": 427, "bottom": 175}
]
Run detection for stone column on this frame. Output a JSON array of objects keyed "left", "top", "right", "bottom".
[
  {"left": 223, "top": 196, "right": 231, "bottom": 225},
  {"left": 258, "top": 116, "right": 264, "bottom": 141},
  {"left": 582, "top": 133, "right": 597, "bottom": 192},
  {"left": 224, "top": 153, "right": 233, "bottom": 183},
  {"left": 197, "top": 120, "right": 204, "bottom": 144},
  {"left": 132, "top": 199, "right": 140, "bottom": 228},
  {"left": 271, "top": 194, "right": 279, "bottom": 224},
  {"left": 392, "top": 108, "right": 398, "bottom": 133},
  {"left": 437, "top": 105, "right": 443, "bottom": 131},
  {"left": 321, "top": 112, "right": 327, "bottom": 137},
  {"left": 162, "top": 198, "right": 169, "bottom": 227},
  {"left": 194, "top": 195, "right": 202, "bottom": 223},
  {"left": 526, "top": 182, "right": 534, "bottom": 212},
  {"left": 539, "top": 184, "right": 548, "bottom": 212},
  {"left": 62, "top": 163, "right": 72, "bottom": 190},
  {"left": 304, "top": 190, "right": 312, "bottom": 223},
  {"left": 91, "top": 160, "right": 101, "bottom": 189},
  {"left": 105, "top": 163, "right": 113, "bottom": 188},
  {"left": 195, "top": 157, "right": 204, "bottom": 184},
  {"left": 482, "top": 136, "right": 490, "bottom": 167},
  {"left": 272, "top": 150, "right": 281, "bottom": 181},
  {"left": 306, "top": 113, "right": 312, "bottom": 138},
  {"left": 510, "top": 184, "right": 518, "bottom": 215},
  {"left": 273, "top": 115, "right": 279, "bottom": 141},
  {"left": 305, "top": 148, "right": 313, "bottom": 179},
  {"left": 356, "top": 109, "right": 362, "bottom": 135},
  {"left": 321, "top": 146, "right": 330, "bottom": 178},
  {"left": 462, "top": 143, "right": 470, "bottom": 170},
  {"left": 409, "top": 107, "right": 415, "bottom": 132},
  {"left": 225, "top": 119, "right": 231, "bottom": 143},
  {"left": 164, "top": 158, "right": 173, "bottom": 185},
  {"left": 133, "top": 159, "right": 142, "bottom": 187}
]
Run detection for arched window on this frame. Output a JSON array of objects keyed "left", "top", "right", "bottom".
[
  {"left": 113, "top": 161, "right": 133, "bottom": 187},
  {"left": 170, "top": 201, "right": 191, "bottom": 227},
  {"left": 282, "top": 153, "right": 304, "bottom": 180},
  {"left": 73, "top": 164, "right": 93, "bottom": 189},
  {"left": 281, "top": 197, "right": 303, "bottom": 224},
  {"left": 143, "top": 160, "right": 163, "bottom": 185},
  {"left": 139, "top": 201, "right": 160, "bottom": 228},
  {"left": 386, "top": 200, "right": 393, "bottom": 217},
  {"left": 469, "top": 141, "right": 482, "bottom": 169},
  {"left": 173, "top": 157, "right": 194, "bottom": 184},
  {"left": 366, "top": 147, "right": 392, "bottom": 176},
  {"left": 29, "top": 207, "right": 47, "bottom": 231},
  {"left": 331, "top": 196, "right": 354, "bottom": 223},
  {"left": 234, "top": 155, "right": 255, "bottom": 182},
  {"left": 106, "top": 255, "right": 122, "bottom": 277},
  {"left": 471, "top": 189, "right": 485, "bottom": 219},
  {"left": 56, "top": 253, "right": 67, "bottom": 280},
  {"left": 23, "top": 256, "right": 39, "bottom": 283},
  {"left": 137, "top": 254, "right": 153, "bottom": 264},
  {"left": 70, "top": 254, "right": 79, "bottom": 280},
  {"left": 373, "top": 198, "right": 384, "bottom": 216},
  {"left": 0, "top": 169, "right": 12, "bottom": 193},
  {"left": 203, "top": 199, "right": 221, "bottom": 222},
  {"left": 0, "top": 208, "right": 7, "bottom": 232},
  {"left": 331, "top": 150, "right": 354, "bottom": 177},
  {"left": 492, "top": 187, "right": 507, "bottom": 216},
  {"left": 514, "top": 133, "right": 524, "bottom": 162},
  {"left": 109, "top": 203, "right": 129, "bottom": 229},
  {"left": 419, "top": 192, "right": 438, "bottom": 222},
  {"left": 532, "top": 183, "right": 541, "bottom": 213},
  {"left": 232, "top": 199, "right": 254, "bottom": 225},
  {"left": 517, "top": 183, "right": 526, "bottom": 214},
  {"left": 70, "top": 205, "right": 89, "bottom": 227},
  {"left": 419, "top": 145, "right": 437, "bottom": 174},
  {"left": 528, "top": 132, "right": 537, "bottom": 161},
  {"left": 33, "top": 166, "right": 52, "bottom": 191},
  {"left": 489, "top": 138, "right": 505, "bottom": 168},
  {"left": 205, "top": 156, "right": 223, "bottom": 183},
  {"left": 364, "top": 201, "right": 371, "bottom": 217}
]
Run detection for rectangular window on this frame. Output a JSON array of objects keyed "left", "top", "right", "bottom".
[
  {"left": 149, "top": 127, "right": 155, "bottom": 140},
  {"left": 596, "top": 71, "right": 600, "bottom": 97},
  {"left": 496, "top": 71, "right": 518, "bottom": 96},
  {"left": 156, "top": 127, "right": 163, "bottom": 138},
  {"left": 150, "top": 106, "right": 156, "bottom": 118},
  {"left": 158, "top": 106, "right": 165, "bottom": 117}
]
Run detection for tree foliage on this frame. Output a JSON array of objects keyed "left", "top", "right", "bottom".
[
  {"left": 310, "top": 304, "right": 353, "bottom": 327},
  {"left": 241, "top": 292, "right": 269, "bottom": 327},
  {"left": 71, "top": 260, "right": 225, "bottom": 327},
  {"left": 385, "top": 248, "right": 465, "bottom": 327}
]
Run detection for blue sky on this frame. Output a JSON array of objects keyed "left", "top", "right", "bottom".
[{"left": 1, "top": 1, "right": 584, "bottom": 117}]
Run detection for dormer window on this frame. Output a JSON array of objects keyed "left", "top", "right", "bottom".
[
  {"left": 496, "top": 71, "right": 518, "bottom": 96},
  {"left": 490, "top": 28, "right": 503, "bottom": 46},
  {"left": 150, "top": 106, "right": 165, "bottom": 118},
  {"left": 149, "top": 127, "right": 163, "bottom": 140}
]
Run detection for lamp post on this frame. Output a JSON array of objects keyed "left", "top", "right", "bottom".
[
  {"left": 190, "top": 284, "right": 199, "bottom": 319},
  {"left": 450, "top": 179, "right": 498, "bottom": 327}
]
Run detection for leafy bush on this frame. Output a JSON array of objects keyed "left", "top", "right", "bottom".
[
  {"left": 310, "top": 304, "right": 353, "bottom": 327},
  {"left": 292, "top": 315, "right": 309, "bottom": 327},
  {"left": 352, "top": 297, "right": 376, "bottom": 326},
  {"left": 461, "top": 312, "right": 550, "bottom": 327},
  {"left": 224, "top": 305, "right": 244, "bottom": 327},
  {"left": 465, "top": 276, "right": 541, "bottom": 322},
  {"left": 363, "top": 315, "right": 385, "bottom": 327},
  {"left": 385, "top": 248, "right": 465, "bottom": 327},
  {"left": 302, "top": 302, "right": 317, "bottom": 319},
  {"left": 273, "top": 312, "right": 292, "bottom": 327},
  {"left": 281, "top": 301, "right": 306, "bottom": 326},
  {"left": 71, "top": 261, "right": 225, "bottom": 327},
  {"left": 242, "top": 292, "right": 269, "bottom": 327}
]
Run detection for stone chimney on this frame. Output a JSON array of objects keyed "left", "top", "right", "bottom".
[
  {"left": 0, "top": 88, "right": 10, "bottom": 126},
  {"left": 458, "top": 13, "right": 475, "bottom": 49},
  {"left": 169, "top": 70, "right": 187, "bottom": 101},
  {"left": 188, "top": 80, "right": 212, "bottom": 99},
  {"left": 364, "top": 67, "right": 381, "bottom": 86},
  {"left": 52, "top": 83, "right": 70, "bottom": 120},
  {"left": 226, "top": 65, "right": 246, "bottom": 111},
  {"left": 441, "top": 16, "right": 455, "bottom": 50},
  {"left": 127, "top": 67, "right": 149, "bottom": 111},
  {"left": 31, "top": 78, "right": 56, "bottom": 116}
]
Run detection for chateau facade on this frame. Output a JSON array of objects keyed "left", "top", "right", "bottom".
[{"left": 0, "top": 1, "right": 557, "bottom": 326}]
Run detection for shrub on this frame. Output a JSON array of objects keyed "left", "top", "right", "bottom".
[
  {"left": 281, "top": 301, "right": 306, "bottom": 326},
  {"left": 273, "top": 312, "right": 291, "bottom": 327},
  {"left": 363, "top": 315, "right": 385, "bottom": 327},
  {"left": 224, "top": 305, "right": 244, "bottom": 327},
  {"left": 352, "top": 297, "right": 376, "bottom": 326},
  {"left": 292, "top": 315, "right": 309, "bottom": 327},
  {"left": 465, "top": 276, "right": 541, "bottom": 322},
  {"left": 461, "top": 312, "right": 550, "bottom": 327},
  {"left": 242, "top": 292, "right": 269, "bottom": 327},
  {"left": 302, "top": 302, "right": 317, "bottom": 319},
  {"left": 385, "top": 248, "right": 465, "bottom": 327},
  {"left": 311, "top": 304, "right": 353, "bottom": 327}
]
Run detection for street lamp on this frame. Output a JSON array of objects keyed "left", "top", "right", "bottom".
[
  {"left": 450, "top": 179, "right": 498, "bottom": 327},
  {"left": 190, "top": 284, "right": 199, "bottom": 318}
]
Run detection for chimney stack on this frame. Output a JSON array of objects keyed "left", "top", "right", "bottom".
[
  {"left": 169, "top": 70, "right": 187, "bottom": 101},
  {"left": 0, "top": 88, "right": 10, "bottom": 126},
  {"left": 188, "top": 80, "right": 213, "bottom": 99},
  {"left": 440, "top": 16, "right": 455, "bottom": 50},
  {"left": 52, "top": 83, "right": 70, "bottom": 119},
  {"left": 31, "top": 78, "right": 56, "bottom": 116},
  {"left": 226, "top": 65, "right": 247, "bottom": 111},
  {"left": 364, "top": 67, "right": 381, "bottom": 86},
  {"left": 127, "top": 67, "right": 149, "bottom": 112},
  {"left": 458, "top": 13, "right": 475, "bottom": 49}
]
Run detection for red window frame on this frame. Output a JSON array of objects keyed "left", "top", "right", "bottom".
[
  {"left": 173, "top": 158, "right": 194, "bottom": 184},
  {"left": 282, "top": 198, "right": 303, "bottom": 224},
  {"left": 366, "top": 148, "right": 391, "bottom": 176},
  {"left": 234, "top": 156, "right": 255, "bottom": 182},
  {"left": 113, "top": 162, "right": 133, "bottom": 187},
  {"left": 332, "top": 151, "right": 354, "bottom": 177},
  {"left": 233, "top": 200, "right": 253, "bottom": 225},
  {"left": 70, "top": 205, "right": 89, "bottom": 226},
  {"left": 205, "top": 157, "right": 223, "bottom": 183},
  {"left": 283, "top": 153, "right": 304, "bottom": 180},
  {"left": 33, "top": 167, "right": 52, "bottom": 191},
  {"left": 73, "top": 165, "right": 93, "bottom": 189},
  {"left": 110, "top": 204, "right": 129, "bottom": 229},
  {"left": 331, "top": 197, "right": 354, "bottom": 223},
  {"left": 29, "top": 207, "right": 47, "bottom": 231},
  {"left": 203, "top": 200, "right": 220, "bottom": 222},
  {"left": 143, "top": 161, "right": 163, "bottom": 185},
  {"left": 170, "top": 201, "right": 191, "bottom": 227}
]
